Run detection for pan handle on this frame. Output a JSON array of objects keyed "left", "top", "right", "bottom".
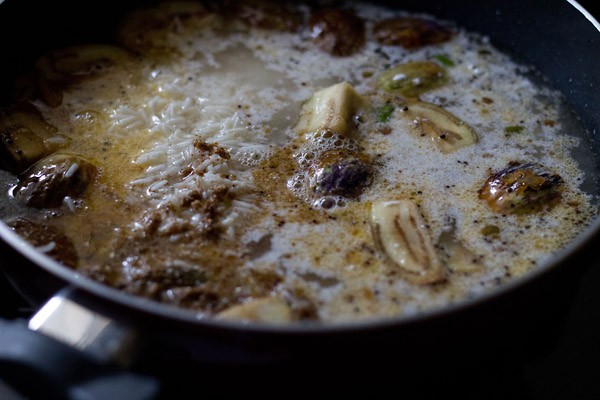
[{"left": 0, "top": 288, "right": 160, "bottom": 400}]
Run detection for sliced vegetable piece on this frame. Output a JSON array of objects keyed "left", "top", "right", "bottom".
[
  {"left": 438, "top": 230, "right": 481, "bottom": 273},
  {"left": 217, "top": 297, "right": 292, "bottom": 323},
  {"left": 309, "top": 148, "right": 372, "bottom": 197},
  {"left": 35, "top": 44, "right": 131, "bottom": 107},
  {"left": 13, "top": 153, "right": 98, "bottom": 209},
  {"left": 295, "top": 82, "right": 366, "bottom": 136},
  {"left": 230, "top": 0, "right": 302, "bottom": 32},
  {"left": 0, "top": 108, "right": 64, "bottom": 173},
  {"left": 309, "top": 8, "right": 365, "bottom": 56},
  {"left": 370, "top": 199, "right": 445, "bottom": 284},
  {"left": 1, "top": 127, "right": 48, "bottom": 175},
  {"left": 377, "top": 61, "right": 447, "bottom": 98},
  {"left": 404, "top": 101, "right": 477, "bottom": 153},
  {"left": 478, "top": 162, "right": 564, "bottom": 215},
  {"left": 373, "top": 17, "right": 453, "bottom": 48}
]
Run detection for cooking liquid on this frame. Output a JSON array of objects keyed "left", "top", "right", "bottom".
[{"left": 1, "top": 1, "right": 598, "bottom": 323}]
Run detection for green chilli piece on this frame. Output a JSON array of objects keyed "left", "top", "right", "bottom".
[
  {"left": 377, "top": 61, "right": 447, "bottom": 98},
  {"left": 377, "top": 104, "right": 395, "bottom": 123},
  {"left": 432, "top": 54, "right": 455, "bottom": 67},
  {"left": 504, "top": 125, "right": 525, "bottom": 133}
]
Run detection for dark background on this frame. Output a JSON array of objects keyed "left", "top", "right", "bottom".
[{"left": 1, "top": 1, "right": 600, "bottom": 399}]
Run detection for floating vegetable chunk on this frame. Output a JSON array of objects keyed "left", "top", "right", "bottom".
[
  {"left": 404, "top": 101, "right": 477, "bottom": 153},
  {"left": 478, "top": 162, "right": 564, "bottom": 215},
  {"left": 0, "top": 108, "right": 63, "bottom": 173},
  {"left": 218, "top": 297, "right": 292, "bottom": 323},
  {"left": 373, "top": 17, "right": 453, "bottom": 48},
  {"left": 230, "top": 0, "right": 301, "bottom": 32},
  {"left": 295, "top": 82, "right": 366, "bottom": 136},
  {"left": 309, "top": 148, "right": 372, "bottom": 197},
  {"left": 309, "top": 8, "right": 365, "bottom": 56},
  {"left": 34, "top": 44, "right": 131, "bottom": 107},
  {"left": 117, "top": 1, "right": 210, "bottom": 52},
  {"left": 438, "top": 230, "right": 481, "bottom": 273},
  {"left": 13, "top": 153, "right": 98, "bottom": 209},
  {"left": 377, "top": 61, "right": 447, "bottom": 98},
  {"left": 370, "top": 199, "right": 445, "bottom": 284}
]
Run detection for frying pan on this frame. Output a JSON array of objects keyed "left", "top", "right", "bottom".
[{"left": 0, "top": 0, "right": 599, "bottom": 398}]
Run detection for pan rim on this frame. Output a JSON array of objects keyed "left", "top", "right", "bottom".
[{"left": 0, "top": 0, "right": 599, "bottom": 335}]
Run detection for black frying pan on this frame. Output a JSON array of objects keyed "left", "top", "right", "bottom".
[{"left": 1, "top": 1, "right": 599, "bottom": 399}]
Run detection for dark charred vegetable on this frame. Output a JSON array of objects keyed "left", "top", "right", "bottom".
[
  {"left": 373, "top": 17, "right": 453, "bottom": 49},
  {"left": 0, "top": 107, "right": 64, "bottom": 174},
  {"left": 13, "top": 153, "right": 98, "bottom": 209},
  {"left": 377, "top": 61, "right": 447, "bottom": 98},
  {"left": 478, "top": 162, "right": 564, "bottom": 214},
  {"left": 117, "top": 1, "right": 210, "bottom": 53},
  {"left": 309, "top": 8, "right": 365, "bottom": 56},
  {"left": 295, "top": 82, "right": 366, "bottom": 137},
  {"left": 228, "top": 0, "right": 302, "bottom": 31},
  {"left": 309, "top": 148, "right": 372, "bottom": 197},
  {"left": 6, "top": 218, "right": 78, "bottom": 268}
]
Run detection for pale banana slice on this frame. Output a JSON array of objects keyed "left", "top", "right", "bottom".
[
  {"left": 217, "top": 297, "right": 292, "bottom": 324},
  {"left": 295, "top": 81, "right": 366, "bottom": 136},
  {"left": 404, "top": 101, "right": 477, "bottom": 153},
  {"left": 371, "top": 199, "right": 445, "bottom": 284}
]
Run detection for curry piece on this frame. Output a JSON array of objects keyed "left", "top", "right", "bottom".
[
  {"left": 13, "top": 153, "right": 98, "bottom": 209},
  {"left": 0, "top": 106, "right": 64, "bottom": 174},
  {"left": 117, "top": 1, "right": 210, "bottom": 53},
  {"left": 309, "top": 7, "right": 365, "bottom": 56},
  {"left": 227, "top": 0, "right": 302, "bottom": 32},
  {"left": 308, "top": 148, "right": 372, "bottom": 197},
  {"left": 373, "top": 17, "right": 453, "bottom": 48}
]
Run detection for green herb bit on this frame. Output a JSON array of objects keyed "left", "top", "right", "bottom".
[
  {"left": 481, "top": 225, "right": 500, "bottom": 237},
  {"left": 377, "top": 104, "right": 395, "bottom": 123},
  {"left": 504, "top": 125, "right": 525, "bottom": 134},
  {"left": 433, "top": 54, "right": 455, "bottom": 67}
]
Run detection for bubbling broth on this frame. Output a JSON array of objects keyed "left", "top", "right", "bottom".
[{"left": 0, "top": 0, "right": 597, "bottom": 324}]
